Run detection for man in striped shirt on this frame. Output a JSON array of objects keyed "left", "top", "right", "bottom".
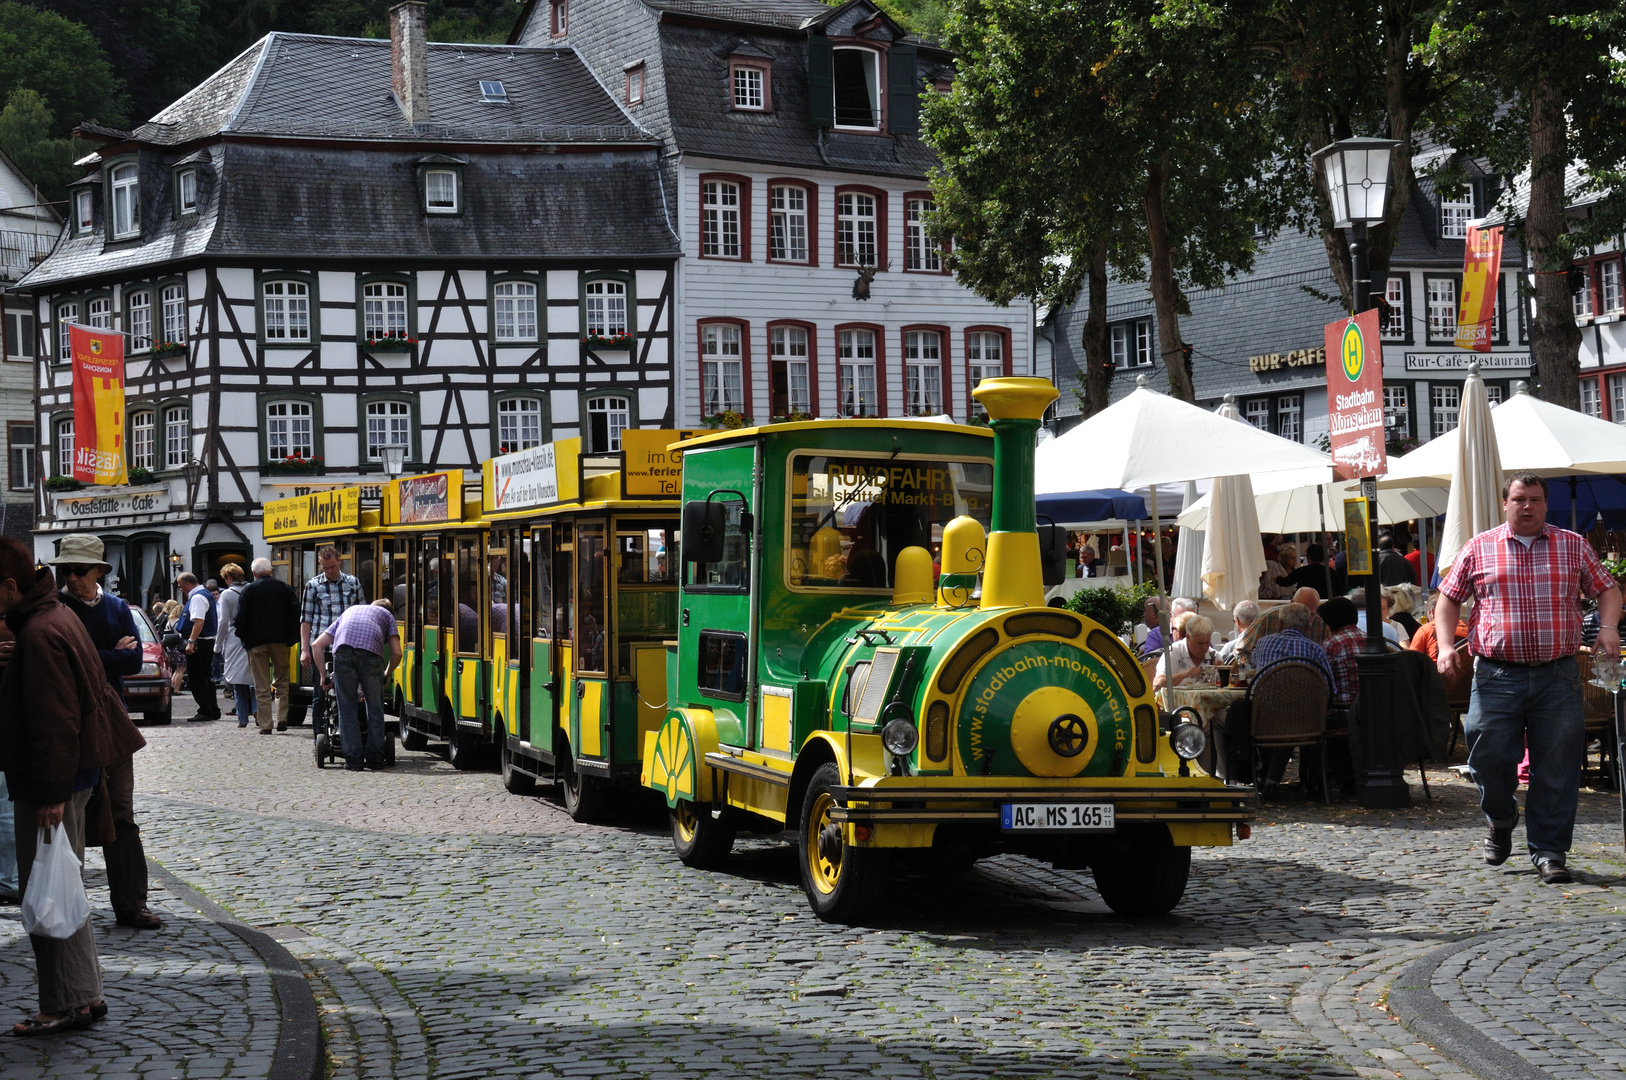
[
  {"left": 1437, "top": 473, "right": 1621, "bottom": 885},
  {"left": 300, "top": 546, "right": 364, "bottom": 726}
]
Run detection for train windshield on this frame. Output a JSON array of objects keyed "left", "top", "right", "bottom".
[{"left": 788, "top": 453, "right": 993, "bottom": 591}]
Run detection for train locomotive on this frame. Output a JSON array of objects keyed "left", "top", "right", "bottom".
[{"left": 644, "top": 377, "right": 1257, "bottom": 920}]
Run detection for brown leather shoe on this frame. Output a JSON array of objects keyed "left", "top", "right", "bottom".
[
  {"left": 116, "top": 908, "right": 163, "bottom": 930},
  {"left": 1485, "top": 809, "right": 1517, "bottom": 866},
  {"left": 1537, "top": 860, "right": 1573, "bottom": 885},
  {"left": 276, "top": 721, "right": 288, "bottom": 732}
]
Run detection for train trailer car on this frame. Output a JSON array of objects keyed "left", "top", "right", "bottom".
[{"left": 641, "top": 378, "right": 1258, "bottom": 921}]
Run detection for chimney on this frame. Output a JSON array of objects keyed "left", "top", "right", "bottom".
[
  {"left": 391, "top": 1, "right": 431, "bottom": 123},
  {"left": 973, "top": 377, "right": 1059, "bottom": 610}
]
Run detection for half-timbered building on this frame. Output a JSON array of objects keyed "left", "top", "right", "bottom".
[
  {"left": 19, "top": 2, "right": 679, "bottom": 593},
  {"left": 512, "top": 0, "right": 1034, "bottom": 425}
]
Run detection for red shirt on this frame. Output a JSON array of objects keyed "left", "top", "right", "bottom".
[
  {"left": 1405, "top": 548, "right": 1435, "bottom": 585},
  {"left": 1438, "top": 523, "right": 1615, "bottom": 664}
]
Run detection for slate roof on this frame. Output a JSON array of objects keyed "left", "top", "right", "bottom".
[
  {"left": 130, "top": 34, "right": 647, "bottom": 147},
  {"left": 644, "top": 0, "right": 834, "bottom": 29}
]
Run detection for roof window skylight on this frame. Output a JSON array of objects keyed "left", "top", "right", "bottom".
[{"left": 479, "top": 80, "right": 508, "bottom": 103}]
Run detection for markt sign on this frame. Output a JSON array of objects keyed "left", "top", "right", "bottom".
[
  {"left": 1324, "top": 309, "right": 1386, "bottom": 481},
  {"left": 69, "top": 325, "right": 128, "bottom": 485},
  {"left": 1454, "top": 224, "right": 1504, "bottom": 352}
]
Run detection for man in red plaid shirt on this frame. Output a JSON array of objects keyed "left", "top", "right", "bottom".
[{"left": 1437, "top": 473, "right": 1621, "bottom": 885}]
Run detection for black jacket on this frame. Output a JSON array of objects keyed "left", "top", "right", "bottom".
[{"left": 235, "top": 575, "right": 300, "bottom": 649}]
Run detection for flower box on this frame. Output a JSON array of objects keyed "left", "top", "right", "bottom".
[
  {"left": 582, "top": 332, "right": 634, "bottom": 351},
  {"left": 127, "top": 466, "right": 155, "bottom": 484},
  {"left": 365, "top": 335, "right": 417, "bottom": 355},
  {"left": 263, "top": 455, "right": 325, "bottom": 475},
  {"left": 44, "top": 476, "right": 83, "bottom": 491},
  {"left": 151, "top": 341, "right": 187, "bottom": 358},
  {"left": 705, "top": 411, "right": 752, "bottom": 430}
]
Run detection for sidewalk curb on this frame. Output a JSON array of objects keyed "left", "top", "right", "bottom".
[
  {"left": 1388, "top": 933, "right": 1548, "bottom": 1080},
  {"left": 147, "top": 859, "right": 321, "bottom": 1080}
]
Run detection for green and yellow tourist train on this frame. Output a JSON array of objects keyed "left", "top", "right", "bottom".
[{"left": 270, "top": 378, "right": 1257, "bottom": 920}]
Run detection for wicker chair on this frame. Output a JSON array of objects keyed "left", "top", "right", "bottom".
[{"left": 1249, "top": 660, "right": 1332, "bottom": 803}]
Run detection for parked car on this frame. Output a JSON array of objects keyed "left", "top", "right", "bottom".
[{"left": 125, "top": 606, "right": 174, "bottom": 725}]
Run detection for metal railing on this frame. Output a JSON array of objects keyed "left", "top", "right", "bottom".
[{"left": 0, "top": 229, "right": 54, "bottom": 274}]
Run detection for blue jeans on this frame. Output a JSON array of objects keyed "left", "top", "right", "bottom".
[
  {"left": 333, "top": 645, "right": 386, "bottom": 765},
  {"left": 0, "top": 773, "right": 16, "bottom": 898},
  {"left": 232, "top": 683, "right": 257, "bottom": 726},
  {"left": 1465, "top": 655, "right": 1586, "bottom": 865}
]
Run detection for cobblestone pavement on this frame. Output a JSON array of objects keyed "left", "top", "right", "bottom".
[{"left": 22, "top": 691, "right": 1626, "bottom": 1079}]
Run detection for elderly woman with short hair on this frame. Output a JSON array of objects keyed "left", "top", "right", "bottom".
[{"left": 1153, "top": 614, "right": 1214, "bottom": 690}]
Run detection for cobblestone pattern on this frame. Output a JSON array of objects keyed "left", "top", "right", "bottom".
[
  {"left": 0, "top": 849, "right": 280, "bottom": 1080},
  {"left": 133, "top": 706, "right": 1626, "bottom": 1079}
]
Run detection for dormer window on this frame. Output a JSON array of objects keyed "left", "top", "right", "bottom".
[
  {"left": 176, "top": 168, "right": 198, "bottom": 215},
  {"left": 73, "top": 190, "right": 93, "bottom": 233},
  {"left": 551, "top": 0, "right": 567, "bottom": 36},
  {"left": 479, "top": 80, "right": 507, "bottom": 104},
  {"left": 833, "top": 48, "right": 880, "bottom": 129},
  {"left": 425, "top": 169, "right": 459, "bottom": 214},
  {"left": 626, "top": 63, "right": 645, "bottom": 105},
  {"left": 110, "top": 163, "right": 140, "bottom": 239},
  {"left": 731, "top": 61, "right": 769, "bottom": 111},
  {"left": 1440, "top": 191, "right": 1474, "bottom": 239}
]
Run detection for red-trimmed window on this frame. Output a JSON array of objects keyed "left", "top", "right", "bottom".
[
  {"left": 700, "top": 175, "right": 750, "bottom": 260},
  {"left": 904, "top": 193, "right": 944, "bottom": 273},
  {"left": 626, "top": 64, "right": 645, "bottom": 105},
  {"left": 902, "top": 327, "right": 948, "bottom": 416},
  {"left": 768, "top": 181, "right": 815, "bottom": 264},
  {"left": 836, "top": 324, "right": 883, "bottom": 417},
  {"left": 769, "top": 321, "right": 815, "bottom": 418},
  {"left": 730, "top": 59, "right": 771, "bottom": 111},
  {"left": 966, "top": 327, "right": 1012, "bottom": 421},
  {"left": 836, "top": 187, "right": 886, "bottom": 268},
  {"left": 700, "top": 319, "right": 748, "bottom": 418},
  {"left": 551, "top": 0, "right": 568, "bottom": 35}
]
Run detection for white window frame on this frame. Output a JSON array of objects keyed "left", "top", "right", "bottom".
[
  {"left": 1607, "top": 374, "right": 1626, "bottom": 423},
  {"left": 9, "top": 423, "right": 34, "bottom": 491},
  {"left": 1384, "top": 385, "right": 1410, "bottom": 440},
  {"left": 130, "top": 411, "right": 155, "bottom": 470},
  {"left": 56, "top": 418, "right": 73, "bottom": 478},
  {"left": 56, "top": 302, "right": 77, "bottom": 363},
  {"left": 837, "top": 191, "right": 877, "bottom": 268},
  {"left": 425, "top": 169, "right": 459, "bottom": 214},
  {"left": 1440, "top": 193, "right": 1474, "bottom": 239},
  {"left": 701, "top": 323, "right": 745, "bottom": 417},
  {"left": 110, "top": 163, "right": 140, "bottom": 239},
  {"left": 1427, "top": 278, "right": 1457, "bottom": 340},
  {"left": 74, "top": 190, "right": 93, "bottom": 233},
  {"left": 968, "top": 331, "right": 1003, "bottom": 420},
  {"left": 1110, "top": 320, "right": 1153, "bottom": 368},
  {"left": 161, "top": 284, "right": 187, "bottom": 346},
  {"left": 262, "top": 280, "right": 308, "bottom": 343},
  {"left": 497, "top": 396, "right": 544, "bottom": 453},
  {"left": 86, "top": 297, "right": 112, "bottom": 330},
  {"left": 266, "top": 400, "right": 314, "bottom": 461},
  {"left": 1382, "top": 277, "right": 1407, "bottom": 340},
  {"left": 838, "top": 328, "right": 878, "bottom": 417},
  {"left": 164, "top": 405, "right": 191, "bottom": 470},
  {"left": 1244, "top": 398, "right": 1271, "bottom": 431},
  {"left": 903, "top": 330, "right": 943, "bottom": 416},
  {"left": 1575, "top": 266, "right": 1595, "bottom": 321},
  {"left": 586, "top": 395, "right": 629, "bottom": 453},
  {"left": 733, "top": 64, "right": 765, "bottom": 110},
  {"left": 769, "top": 325, "right": 810, "bottom": 417},
  {"left": 584, "top": 279, "right": 628, "bottom": 338},
  {"left": 177, "top": 168, "right": 198, "bottom": 214},
  {"left": 1600, "top": 259, "right": 1624, "bottom": 315},
  {"left": 626, "top": 65, "right": 644, "bottom": 105},
  {"left": 1431, "top": 383, "right": 1460, "bottom": 439},
  {"left": 366, "top": 400, "right": 412, "bottom": 461},
  {"left": 127, "top": 290, "right": 152, "bottom": 352},
  {"left": 905, "top": 197, "right": 941, "bottom": 272},
  {"left": 769, "top": 185, "right": 809, "bottom": 263},
  {"left": 3, "top": 311, "right": 34, "bottom": 360},
  {"left": 478, "top": 80, "right": 507, "bottom": 104},
  {"left": 1276, "top": 394, "right": 1302, "bottom": 442},
  {"left": 702, "top": 180, "right": 742, "bottom": 259},
  {"left": 832, "top": 47, "right": 881, "bottom": 131},
  {"left": 492, "top": 280, "right": 538, "bottom": 343},
  {"left": 363, "top": 281, "right": 409, "bottom": 341}
]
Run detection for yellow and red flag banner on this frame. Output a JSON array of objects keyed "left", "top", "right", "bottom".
[
  {"left": 1454, "top": 224, "right": 1504, "bottom": 352},
  {"left": 69, "top": 324, "right": 128, "bottom": 485}
]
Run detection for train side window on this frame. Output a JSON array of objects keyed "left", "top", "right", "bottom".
[
  {"left": 512, "top": 533, "right": 529, "bottom": 661},
  {"left": 553, "top": 534, "right": 573, "bottom": 644},
  {"left": 697, "top": 631, "right": 748, "bottom": 701},
  {"left": 686, "top": 498, "right": 750, "bottom": 591},
  {"left": 534, "top": 527, "right": 553, "bottom": 639},
  {"left": 456, "top": 537, "right": 482, "bottom": 656},
  {"left": 577, "top": 522, "right": 607, "bottom": 671},
  {"left": 354, "top": 541, "right": 377, "bottom": 603},
  {"left": 271, "top": 544, "right": 293, "bottom": 586},
  {"left": 421, "top": 538, "right": 440, "bottom": 627},
  {"left": 385, "top": 540, "right": 406, "bottom": 619}
]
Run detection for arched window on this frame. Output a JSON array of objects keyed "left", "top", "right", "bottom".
[
  {"left": 701, "top": 323, "right": 745, "bottom": 417},
  {"left": 110, "top": 163, "right": 140, "bottom": 238},
  {"left": 903, "top": 330, "right": 943, "bottom": 416},
  {"left": 127, "top": 290, "right": 153, "bottom": 352},
  {"left": 837, "top": 328, "right": 877, "bottom": 417},
  {"left": 161, "top": 284, "right": 187, "bottom": 345}
]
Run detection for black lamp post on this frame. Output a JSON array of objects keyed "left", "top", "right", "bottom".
[{"left": 1313, "top": 136, "right": 1411, "bottom": 810}]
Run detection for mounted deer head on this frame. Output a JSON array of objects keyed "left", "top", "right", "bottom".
[{"left": 851, "top": 260, "right": 890, "bottom": 301}]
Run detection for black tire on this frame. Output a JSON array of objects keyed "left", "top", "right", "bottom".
[
  {"left": 147, "top": 705, "right": 172, "bottom": 726},
  {"left": 446, "top": 719, "right": 482, "bottom": 771},
  {"left": 402, "top": 722, "right": 428, "bottom": 752},
  {"left": 797, "top": 762, "right": 883, "bottom": 922},
  {"left": 671, "top": 800, "right": 735, "bottom": 868},
  {"left": 1090, "top": 833, "right": 1192, "bottom": 917},
  {"left": 560, "top": 742, "right": 608, "bottom": 823},
  {"left": 314, "top": 731, "right": 330, "bottom": 769},
  {"left": 500, "top": 734, "right": 537, "bottom": 795},
  {"left": 384, "top": 728, "right": 396, "bottom": 766}
]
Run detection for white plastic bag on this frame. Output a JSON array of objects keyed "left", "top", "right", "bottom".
[{"left": 20, "top": 824, "right": 90, "bottom": 939}]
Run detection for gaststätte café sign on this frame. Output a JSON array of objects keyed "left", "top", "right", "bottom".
[
  {"left": 1325, "top": 310, "right": 1386, "bottom": 482},
  {"left": 53, "top": 486, "right": 170, "bottom": 520}
]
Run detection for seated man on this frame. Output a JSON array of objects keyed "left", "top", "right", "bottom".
[
  {"left": 1217, "top": 602, "right": 1333, "bottom": 786},
  {"left": 1251, "top": 603, "right": 1335, "bottom": 689},
  {"left": 1319, "top": 597, "right": 1363, "bottom": 705},
  {"left": 1214, "top": 600, "right": 1259, "bottom": 663},
  {"left": 1152, "top": 614, "right": 1214, "bottom": 691},
  {"left": 1141, "top": 596, "right": 1198, "bottom": 659},
  {"left": 1234, "top": 588, "right": 1329, "bottom": 663}
]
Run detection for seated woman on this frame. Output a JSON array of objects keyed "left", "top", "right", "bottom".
[{"left": 1152, "top": 613, "right": 1213, "bottom": 691}]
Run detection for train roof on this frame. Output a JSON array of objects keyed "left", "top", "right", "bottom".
[{"left": 671, "top": 418, "right": 995, "bottom": 453}]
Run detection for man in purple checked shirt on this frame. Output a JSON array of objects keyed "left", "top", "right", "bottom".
[{"left": 310, "top": 600, "right": 401, "bottom": 772}]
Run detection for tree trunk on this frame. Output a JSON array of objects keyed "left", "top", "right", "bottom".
[
  {"left": 1080, "top": 237, "right": 1114, "bottom": 417},
  {"left": 1144, "top": 157, "right": 1194, "bottom": 402},
  {"left": 1526, "top": 75, "right": 1582, "bottom": 409}
]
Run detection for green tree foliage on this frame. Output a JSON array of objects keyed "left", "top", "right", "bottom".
[
  {"left": 0, "top": 88, "right": 88, "bottom": 202},
  {"left": 0, "top": 3, "right": 126, "bottom": 135},
  {"left": 923, "top": 0, "right": 1291, "bottom": 405}
]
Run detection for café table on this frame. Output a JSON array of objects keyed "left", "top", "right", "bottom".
[{"left": 1163, "top": 682, "right": 1247, "bottom": 780}]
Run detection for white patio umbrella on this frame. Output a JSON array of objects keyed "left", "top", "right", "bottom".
[
  {"left": 1437, "top": 364, "right": 1504, "bottom": 573},
  {"left": 1176, "top": 468, "right": 1451, "bottom": 533},
  {"left": 1172, "top": 481, "right": 1205, "bottom": 598},
  {"left": 1381, "top": 380, "right": 1626, "bottom": 486},
  {"left": 1200, "top": 401, "right": 1268, "bottom": 611}
]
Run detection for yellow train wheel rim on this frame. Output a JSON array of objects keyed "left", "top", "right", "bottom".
[
  {"left": 806, "top": 791, "right": 842, "bottom": 894},
  {"left": 673, "top": 802, "right": 699, "bottom": 844}
]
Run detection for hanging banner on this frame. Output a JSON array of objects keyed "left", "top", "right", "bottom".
[
  {"left": 69, "top": 325, "right": 128, "bottom": 485},
  {"left": 1454, "top": 224, "right": 1504, "bottom": 352},
  {"left": 1324, "top": 309, "right": 1386, "bottom": 481}
]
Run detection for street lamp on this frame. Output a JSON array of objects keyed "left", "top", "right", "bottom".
[
  {"left": 1315, "top": 135, "right": 1409, "bottom": 810},
  {"left": 382, "top": 444, "right": 406, "bottom": 477},
  {"left": 168, "top": 550, "right": 182, "bottom": 571}
]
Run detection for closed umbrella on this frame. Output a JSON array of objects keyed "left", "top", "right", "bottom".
[
  {"left": 1172, "top": 481, "right": 1205, "bottom": 598},
  {"left": 1200, "top": 399, "right": 1269, "bottom": 611},
  {"left": 1438, "top": 364, "right": 1504, "bottom": 573}
]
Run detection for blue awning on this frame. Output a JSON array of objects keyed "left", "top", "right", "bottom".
[
  {"left": 1545, "top": 475, "right": 1626, "bottom": 532},
  {"left": 1036, "top": 488, "right": 1149, "bottom": 525}
]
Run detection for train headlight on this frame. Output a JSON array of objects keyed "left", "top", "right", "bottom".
[
  {"left": 881, "top": 718, "right": 919, "bottom": 757},
  {"left": 1170, "top": 722, "right": 1206, "bottom": 761}
]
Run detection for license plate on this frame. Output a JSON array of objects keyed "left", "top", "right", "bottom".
[{"left": 1001, "top": 802, "right": 1115, "bottom": 832}]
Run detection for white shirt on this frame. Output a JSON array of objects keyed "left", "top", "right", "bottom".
[
  {"left": 1157, "top": 639, "right": 1198, "bottom": 683},
  {"left": 188, "top": 591, "right": 212, "bottom": 621}
]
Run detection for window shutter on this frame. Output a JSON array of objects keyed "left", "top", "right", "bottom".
[
  {"left": 808, "top": 34, "right": 834, "bottom": 129},
  {"left": 887, "top": 43, "right": 918, "bottom": 136}
]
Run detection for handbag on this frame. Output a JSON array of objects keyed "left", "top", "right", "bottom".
[{"left": 20, "top": 824, "right": 90, "bottom": 939}]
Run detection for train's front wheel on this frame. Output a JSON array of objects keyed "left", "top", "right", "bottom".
[
  {"left": 671, "top": 800, "right": 734, "bottom": 868},
  {"left": 1090, "top": 832, "right": 1191, "bottom": 917},
  {"left": 798, "top": 763, "right": 882, "bottom": 923}
]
